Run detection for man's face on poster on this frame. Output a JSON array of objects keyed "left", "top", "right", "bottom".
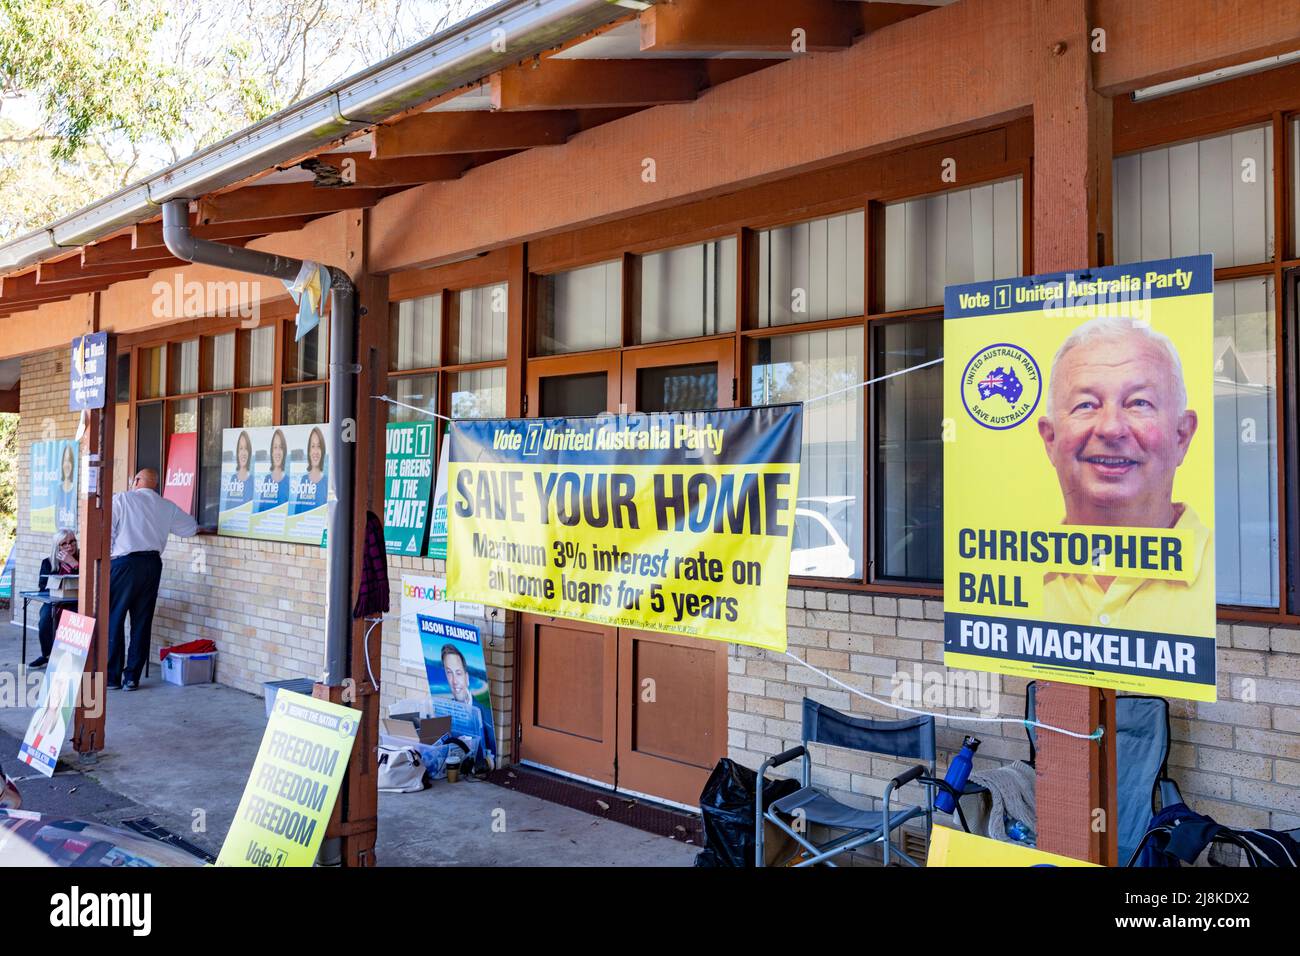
[
  {"left": 443, "top": 652, "right": 470, "bottom": 703},
  {"left": 1038, "top": 329, "right": 1197, "bottom": 524}
]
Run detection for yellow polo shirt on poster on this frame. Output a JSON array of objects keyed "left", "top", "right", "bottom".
[{"left": 1041, "top": 504, "right": 1214, "bottom": 636}]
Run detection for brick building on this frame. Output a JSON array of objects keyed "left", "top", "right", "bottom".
[{"left": 1, "top": 0, "right": 1298, "bottom": 864}]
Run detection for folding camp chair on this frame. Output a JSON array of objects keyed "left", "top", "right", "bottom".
[
  {"left": 755, "top": 698, "right": 936, "bottom": 867},
  {"left": 1024, "top": 681, "right": 1180, "bottom": 863}
]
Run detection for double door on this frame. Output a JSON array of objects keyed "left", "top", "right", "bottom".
[{"left": 517, "top": 340, "right": 733, "bottom": 805}]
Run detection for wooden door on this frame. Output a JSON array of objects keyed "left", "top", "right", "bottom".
[
  {"left": 518, "top": 352, "right": 620, "bottom": 784},
  {"left": 616, "top": 338, "right": 734, "bottom": 805}
]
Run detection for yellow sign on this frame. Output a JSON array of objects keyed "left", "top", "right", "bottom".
[
  {"left": 927, "top": 826, "right": 1098, "bottom": 867},
  {"left": 217, "top": 690, "right": 358, "bottom": 867},
  {"left": 445, "top": 407, "right": 802, "bottom": 651},
  {"left": 943, "top": 256, "right": 1216, "bottom": 701}
]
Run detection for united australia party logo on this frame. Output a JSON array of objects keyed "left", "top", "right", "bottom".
[{"left": 961, "top": 343, "right": 1041, "bottom": 430}]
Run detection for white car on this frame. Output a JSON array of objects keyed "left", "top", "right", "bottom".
[{"left": 790, "top": 508, "right": 855, "bottom": 578}]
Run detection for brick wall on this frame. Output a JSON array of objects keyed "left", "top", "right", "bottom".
[
  {"left": 10, "top": 349, "right": 515, "bottom": 764},
  {"left": 729, "top": 587, "right": 1300, "bottom": 846}
]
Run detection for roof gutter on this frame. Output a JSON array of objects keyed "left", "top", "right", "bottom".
[{"left": 0, "top": 0, "right": 634, "bottom": 275}]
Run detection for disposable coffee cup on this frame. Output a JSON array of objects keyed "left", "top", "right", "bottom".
[{"left": 446, "top": 755, "right": 461, "bottom": 783}]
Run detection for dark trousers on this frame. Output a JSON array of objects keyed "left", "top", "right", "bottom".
[
  {"left": 37, "top": 604, "right": 59, "bottom": 658},
  {"left": 108, "top": 552, "right": 163, "bottom": 685}
]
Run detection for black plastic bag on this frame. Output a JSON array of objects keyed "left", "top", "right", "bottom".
[{"left": 696, "top": 758, "right": 800, "bottom": 867}]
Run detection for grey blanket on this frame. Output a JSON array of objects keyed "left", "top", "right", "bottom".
[{"left": 960, "top": 760, "right": 1036, "bottom": 842}]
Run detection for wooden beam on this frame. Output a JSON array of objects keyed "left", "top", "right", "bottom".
[
  {"left": 1, "top": 270, "right": 154, "bottom": 302},
  {"left": 196, "top": 184, "right": 389, "bottom": 225},
  {"left": 302, "top": 153, "right": 472, "bottom": 188},
  {"left": 37, "top": 253, "right": 182, "bottom": 284},
  {"left": 1030, "top": 0, "right": 1118, "bottom": 866},
  {"left": 640, "top": 0, "right": 862, "bottom": 53},
  {"left": 371, "top": 109, "right": 635, "bottom": 158},
  {"left": 490, "top": 59, "right": 706, "bottom": 110},
  {"left": 131, "top": 216, "right": 311, "bottom": 251}
]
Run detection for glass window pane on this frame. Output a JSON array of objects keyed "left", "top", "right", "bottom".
[
  {"left": 171, "top": 339, "right": 199, "bottom": 395},
  {"left": 758, "top": 211, "right": 864, "bottom": 327},
  {"left": 136, "top": 402, "right": 164, "bottom": 475},
  {"left": 390, "top": 294, "right": 441, "bottom": 371},
  {"left": 750, "top": 327, "right": 863, "bottom": 579},
  {"left": 1292, "top": 118, "right": 1299, "bottom": 257},
  {"left": 451, "top": 283, "right": 508, "bottom": 363},
  {"left": 540, "top": 372, "right": 608, "bottom": 417},
  {"left": 286, "top": 313, "right": 329, "bottom": 383},
  {"left": 283, "top": 384, "right": 327, "bottom": 425},
  {"left": 639, "top": 236, "right": 736, "bottom": 343},
  {"left": 198, "top": 395, "right": 231, "bottom": 528},
  {"left": 873, "top": 319, "right": 942, "bottom": 583},
  {"left": 1113, "top": 124, "right": 1274, "bottom": 268},
  {"left": 139, "top": 346, "right": 166, "bottom": 399},
  {"left": 881, "top": 179, "right": 1023, "bottom": 312},
  {"left": 171, "top": 398, "right": 197, "bottom": 435},
  {"left": 239, "top": 326, "right": 274, "bottom": 387},
  {"left": 238, "top": 391, "right": 273, "bottom": 428},
  {"left": 536, "top": 261, "right": 622, "bottom": 354},
  {"left": 637, "top": 363, "right": 717, "bottom": 413},
  {"left": 206, "top": 333, "right": 235, "bottom": 391},
  {"left": 114, "top": 353, "right": 130, "bottom": 404},
  {"left": 390, "top": 373, "right": 438, "bottom": 423},
  {"left": 1214, "top": 276, "right": 1278, "bottom": 607},
  {"left": 450, "top": 366, "right": 506, "bottom": 419}
]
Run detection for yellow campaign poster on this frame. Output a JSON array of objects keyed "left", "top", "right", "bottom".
[
  {"left": 445, "top": 406, "right": 802, "bottom": 651},
  {"left": 217, "top": 690, "right": 358, "bottom": 867},
  {"left": 943, "top": 255, "right": 1216, "bottom": 702},
  {"left": 927, "top": 826, "right": 1099, "bottom": 867}
]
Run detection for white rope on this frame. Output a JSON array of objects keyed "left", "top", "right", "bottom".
[
  {"left": 362, "top": 612, "right": 401, "bottom": 692},
  {"left": 371, "top": 394, "right": 453, "bottom": 422},
  {"left": 783, "top": 650, "right": 1104, "bottom": 741},
  {"left": 801, "top": 356, "right": 945, "bottom": 405}
]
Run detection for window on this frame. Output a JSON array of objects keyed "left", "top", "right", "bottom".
[
  {"left": 1113, "top": 125, "right": 1274, "bottom": 267},
  {"left": 639, "top": 236, "right": 736, "bottom": 343},
  {"left": 1292, "top": 118, "right": 1299, "bottom": 255},
  {"left": 170, "top": 339, "right": 199, "bottom": 395},
  {"left": 205, "top": 333, "right": 235, "bottom": 391},
  {"left": 283, "top": 385, "right": 326, "bottom": 426},
  {"left": 391, "top": 373, "right": 437, "bottom": 423},
  {"left": 450, "top": 367, "right": 506, "bottom": 419},
  {"left": 139, "top": 346, "right": 166, "bottom": 399},
  {"left": 880, "top": 179, "right": 1022, "bottom": 312},
  {"left": 171, "top": 398, "right": 197, "bottom": 436},
  {"left": 450, "top": 283, "right": 507, "bottom": 363},
  {"left": 136, "top": 402, "right": 164, "bottom": 477},
  {"left": 757, "top": 211, "right": 864, "bottom": 326},
  {"left": 239, "top": 326, "right": 274, "bottom": 387},
  {"left": 751, "top": 327, "right": 864, "bottom": 579},
  {"left": 1214, "top": 276, "right": 1278, "bottom": 607},
  {"left": 390, "top": 294, "right": 441, "bottom": 371},
  {"left": 873, "top": 319, "right": 943, "bottom": 583},
  {"left": 198, "top": 395, "right": 231, "bottom": 528},
  {"left": 536, "top": 261, "right": 622, "bottom": 354},
  {"left": 286, "top": 313, "right": 329, "bottom": 383},
  {"left": 238, "top": 391, "right": 273, "bottom": 428}
]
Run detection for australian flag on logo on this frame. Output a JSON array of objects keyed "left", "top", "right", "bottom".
[{"left": 977, "top": 367, "right": 1023, "bottom": 404}]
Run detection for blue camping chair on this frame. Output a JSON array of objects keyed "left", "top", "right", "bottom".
[
  {"left": 755, "top": 699, "right": 937, "bottom": 867},
  {"left": 1024, "top": 681, "right": 1181, "bottom": 863}
]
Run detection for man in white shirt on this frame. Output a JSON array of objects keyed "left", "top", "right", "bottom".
[{"left": 108, "top": 469, "right": 198, "bottom": 690}]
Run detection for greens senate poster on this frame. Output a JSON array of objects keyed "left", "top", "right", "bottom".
[{"left": 943, "top": 255, "right": 1216, "bottom": 702}]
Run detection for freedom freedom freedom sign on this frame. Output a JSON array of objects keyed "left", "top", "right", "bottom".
[{"left": 445, "top": 406, "right": 802, "bottom": 651}]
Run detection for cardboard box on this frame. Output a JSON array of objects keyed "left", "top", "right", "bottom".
[
  {"left": 46, "top": 575, "right": 78, "bottom": 600},
  {"left": 160, "top": 651, "right": 215, "bottom": 686},
  {"left": 380, "top": 714, "right": 453, "bottom": 779}
]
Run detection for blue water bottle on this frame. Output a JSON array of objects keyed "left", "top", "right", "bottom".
[{"left": 934, "top": 736, "right": 980, "bottom": 814}]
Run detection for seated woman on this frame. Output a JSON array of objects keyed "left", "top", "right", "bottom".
[{"left": 31, "top": 529, "right": 79, "bottom": 669}]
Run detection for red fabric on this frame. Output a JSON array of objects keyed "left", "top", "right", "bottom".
[{"left": 159, "top": 639, "right": 217, "bottom": 661}]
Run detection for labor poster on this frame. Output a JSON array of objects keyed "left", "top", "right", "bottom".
[
  {"left": 18, "top": 611, "right": 94, "bottom": 778},
  {"left": 29, "top": 439, "right": 78, "bottom": 534},
  {"left": 217, "top": 424, "right": 330, "bottom": 546},
  {"left": 445, "top": 406, "right": 802, "bottom": 651},
  {"left": 217, "top": 690, "right": 358, "bottom": 867},
  {"left": 417, "top": 615, "right": 496, "bottom": 766},
  {"left": 943, "top": 255, "right": 1216, "bottom": 701},
  {"left": 384, "top": 422, "right": 435, "bottom": 556},
  {"left": 927, "top": 826, "right": 1098, "bottom": 867},
  {"left": 162, "top": 432, "right": 198, "bottom": 513}
]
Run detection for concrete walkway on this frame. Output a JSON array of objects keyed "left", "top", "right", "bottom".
[{"left": 0, "top": 623, "right": 696, "bottom": 866}]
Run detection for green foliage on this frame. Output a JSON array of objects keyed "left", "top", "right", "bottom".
[{"left": 0, "top": 412, "right": 17, "bottom": 551}]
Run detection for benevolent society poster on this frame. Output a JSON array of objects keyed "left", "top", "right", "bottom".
[
  {"left": 943, "top": 255, "right": 1216, "bottom": 701},
  {"left": 29, "top": 439, "right": 79, "bottom": 534},
  {"left": 218, "top": 424, "right": 330, "bottom": 546}
]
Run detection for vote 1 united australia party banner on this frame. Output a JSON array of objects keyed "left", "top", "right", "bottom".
[
  {"left": 445, "top": 406, "right": 802, "bottom": 651},
  {"left": 943, "top": 255, "right": 1216, "bottom": 701},
  {"left": 217, "top": 423, "right": 331, "bottom": 546}
]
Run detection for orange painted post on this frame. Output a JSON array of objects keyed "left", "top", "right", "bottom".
[{"left": 1029, "top": 0, "right": 1119, "bottom": 865}]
